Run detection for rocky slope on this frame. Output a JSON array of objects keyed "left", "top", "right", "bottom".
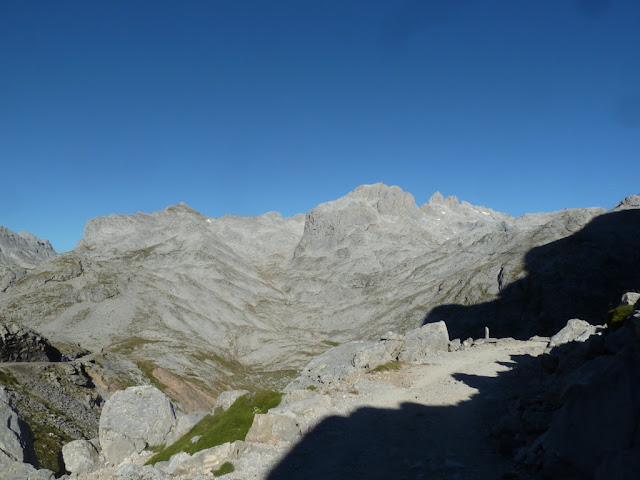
[
  {"left": 0, "top": 226, "right": 55, "bottom": 292},
  {"left": 0, "top": 184, "right": 638, "bottom": 406}
]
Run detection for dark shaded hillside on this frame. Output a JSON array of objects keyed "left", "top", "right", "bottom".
[{"left": 425, "top": 209, "right": 640, "bottom": 339}]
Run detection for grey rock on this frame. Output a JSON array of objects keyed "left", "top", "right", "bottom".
[
  {"left": 613, "top": 194, "right": 640, "bottom": 210},
  {"left": 286, "top": 341, "right": 384, "bottom": 390},
  {"left": 61, "top": 439, "right": 99, "bottom": 474},
  {"left": 0, "top": 451, "right": 54, "bottom": 480},
  {"left": 541, "top": 348, "right": 640, "bottom": 476},
  {"left": 213, "top": 389, "right": 249, "bottom": 413},
  {"left": 245, "top": 413, "right": 301, "bottom": 445},
  {"left": 548, "top": 319, "right": 597, "bottom": 349},
  {"left": 98, "top": 386, "right": 177, "bottom": 464},
  {"left": 398, "top": 321, "right": 449, "bottom": 362},
  {"left": 352, "top": 341, "right": 393, "bottom": 370},
  {"left": 164, "top": 440, "right": 246, "bottom": 476},
  {"left": 0, "top": 323, "right": 61, "bottom": 362},
  {"left": 448, "top": 339, "right": 461, "bottom": 352},
  {"left": 114, "top": 463, "right": 168, "bottom": 479},
  {"left": 621, "top": 292, "right": 640, "bottom": 306},
  {"left": 0, "top": 226, "right": 55, "bottom": 291},
  {"left": 0, "top": 388, "right": 27, "bottom": 462},
  {"left": 270, "top": 393, "right": 333, "bottom": 418},
  {"left": 164, "top": 411, "right": 207, "bottom": 447}
]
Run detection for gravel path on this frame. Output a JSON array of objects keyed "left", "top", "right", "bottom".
[{"left": 227, "top": 339, "right": 547, "bottom": 480}]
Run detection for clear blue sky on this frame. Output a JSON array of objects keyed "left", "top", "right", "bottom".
[{"left": 2, "top": 0, "right": 639, "bottom": 252}]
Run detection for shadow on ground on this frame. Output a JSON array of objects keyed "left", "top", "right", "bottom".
[
  {"left": 424, "top": 209, "right": 640, "bottom": 340},
  {"left": 267, "top": 352, "right": 544, "bottom": 480}
]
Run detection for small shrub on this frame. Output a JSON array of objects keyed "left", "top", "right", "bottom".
[
  {"left": 607, "top": 304, "right": 634, "bottom": 329},
  {"left": 213, "top": 461, "right": 235, "bottom": 477},
  {"left": 372, "top": 361, "right": 401, "bottom": 373}
]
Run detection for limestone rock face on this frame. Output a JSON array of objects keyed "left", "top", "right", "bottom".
[
  {"left": 61, "top": 439, "right": 99, "bottom": 474},
  {"left": 0, "top": 226, "right": 55, "bottom": 291},
  {"left": 547, "top": 319, "right": 597, "bottom": 349},
  {"left": 164, "top": 440, "right": 247, "bottom": 476},
  {"left": 0, "top": 388, "right": 28, "bottom": 462},
  {"left": 621, "top": 292, "right": 640, "bottom": 306},
  {"left": 398, "top": 321, "right": 450, "bottom": 362},
  {"left": 0, "top": 323, "right": 61, "bottom": 362},
  {"left": 245, "top": 413, "right": 301, "bottom": 445},
  {"left": 98, "top": 386, "right": 177, "bottom": 464}
]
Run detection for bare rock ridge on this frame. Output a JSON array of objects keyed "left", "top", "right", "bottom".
[
  {"left": 0, "top": 226, "right": 55, "bottom": 292},
  {"left": 0, "top": 184, "right": 638, "bottom": 406}
]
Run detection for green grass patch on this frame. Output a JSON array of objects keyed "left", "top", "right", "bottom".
[
  {"left": 322, "top": 340, "right": 340, "bottom": 347},
  {"left": 213, "top": 461, "right": 235, "bottom": 477},
  {"left": 607, "top": 304, "right": 635, "bottom": 329},
  {"left": 146, "top": 390, "right": 283, "bottom": 465},
  {"left": 0, "top": 370, "right": 17, "bottom": 386},
  {"left": 372, "top": 361, "right": 402, "bottom": 373},
  {"left": 109, "top": 337, "right": 163, "bottom": 355},
  {"left": 306, "top": 385, "right": 317, "bottom": 391},
  {"left": 25, "top": 415, "right": 73, "bottom": 474}
]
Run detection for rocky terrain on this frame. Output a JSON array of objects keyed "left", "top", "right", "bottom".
[
  {"left": 0, "top": 226, "right": 55, "bottom": 292},
  {"left": 1, "top": 184, "right": 639, "bottom": 478},
  {"left": 2, "top": 184, "right": 638, "bottom": 408}
]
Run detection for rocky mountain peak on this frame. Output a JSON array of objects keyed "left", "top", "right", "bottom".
[{"left": 613, "top": 193, "right": 640, "bottom": 210}]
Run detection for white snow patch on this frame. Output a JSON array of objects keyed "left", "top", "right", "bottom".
[
  {"left": 206, "top": 219, "right": 212, "bottom": 223},
  {"left": 481, "top": 211, "right": 490, "bottom": 215}
]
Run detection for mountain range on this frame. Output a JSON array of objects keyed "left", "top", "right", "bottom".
[{"left": 1, "top": 184, "right": 639, "bottom": 401}]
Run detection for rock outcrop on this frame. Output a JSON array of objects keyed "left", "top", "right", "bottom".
[
  {"left": 98, "top": 385, "right": 178, "bottom": 464},
  {"left": 0, "top": 227, "right": 55, "bottom": 292},
  {"left": 0, "top": 323, "right": 61, "bottom": 362}
]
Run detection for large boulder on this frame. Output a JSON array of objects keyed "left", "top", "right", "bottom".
[
  {"left": 621, "top": 292, "right": 640, "bottom": 306},
  {"left": 245, "top": 413, "right": 302, "bottom": 445},
  {"left": 0, "top": 387, "right": 35, "bottom": 463},
  {"left": 98, "top": 385, "right": 178, "bottom": 464},
  {"left": 61, "top": 439, "right": 99, "bottom": 474},
  {"left": 547, "top": 318, "right": 597, "bottom": 349},
  {"left": 398, "top": 321, "right": 449, "bottom": 362},
  {"left": 0, "top": 323, "right": 61, "bottom": 362}
]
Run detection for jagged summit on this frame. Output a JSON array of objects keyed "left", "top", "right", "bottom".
[{"left": 614, "top": 193, "right": 640, "bottom": 210}]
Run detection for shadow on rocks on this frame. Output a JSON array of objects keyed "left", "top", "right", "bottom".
[
  {"left": 267, "top": 352, "right": 545, "bottom": 480},
  {"left": 424, "top": 209, "right": 640, "bottom": 340}
]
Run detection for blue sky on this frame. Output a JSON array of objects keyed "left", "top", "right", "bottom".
[{"left": 2, "top": 0, "right": 639, "bottom": 252}]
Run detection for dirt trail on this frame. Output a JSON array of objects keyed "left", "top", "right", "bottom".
[{"left": 234, "top": 339, "right": 547, "bottom": 480}]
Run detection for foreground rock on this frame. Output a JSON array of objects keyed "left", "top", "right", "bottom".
[
  {"left": 98, "top": 385, "right": 178, "bottom": 464},
  {"left": 0, "top": 388, "right": 54, "bottom": 479},
  {"left": 61, "top": 439, "right": 100, "bottom": 475}
]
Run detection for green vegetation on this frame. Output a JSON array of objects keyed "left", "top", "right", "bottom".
[
  {"left": 372, "top": 361, "right": 402, "bottom": 373},
  {"left": 146, "top": 390, "right": 283, "bottom": 465},
  {"left": 607, "top": 304, "right": 635, "bottom": 329},
  {"left": 306, "top": 385, "right": 317, "bottom": 391},
  {"left": 109, "top": 337, "right": 163, "bottom": 355},
  {"left": 0, "top": 370, "right": 17, "bottom": 386},
  {"left": 213, "top": 461, "right": 235, "bottom": 476},
  {"left": 322, "top": 340, "right": 340, "bottom": 347},
  {"left": 25, "top": 415, "right": 73, "bottom": 474}
]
